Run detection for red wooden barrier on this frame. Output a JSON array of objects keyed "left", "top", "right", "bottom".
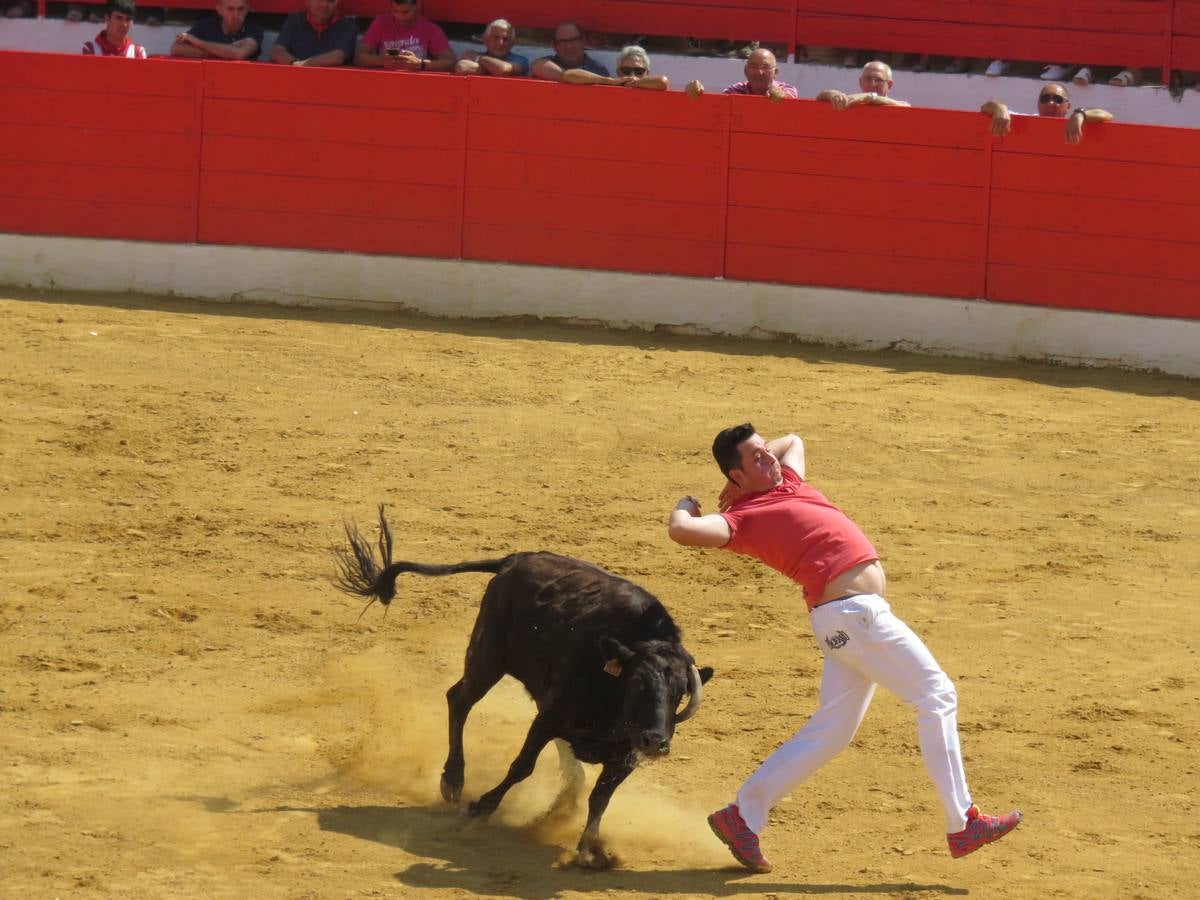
[
  {"left": 987, "top": 114, "right": 1200, "bottom": 319},
  {"left": 796, "top": 1, "right": 1169, "bottom": 68},
  {"left": 0, "top": 51, "right": 200, "bottom": 243},
  {"left": 726, "top": 100, "right": 989, "bottom": 298},
  {"left": 3, "top": 52, "right": 1200, "bottom": 322},
  {"left": 424, "top": 0, "right": 797, "bottom": 45},
  {"left": 461, "top": 77, "right": 729, "bottom": 277},
  {"left": 198, "top": 63, "right": 466, "bottom": 257}
]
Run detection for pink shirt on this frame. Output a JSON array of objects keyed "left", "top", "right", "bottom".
[
  {"left": 720, "top": 466, "right": 878, "bottom": 610},
  {"left": 723, "top": 80, "right": 798, "bottom": 98},
  {"left": 362, "top": 14, "right": 450, "bottom": 57}
]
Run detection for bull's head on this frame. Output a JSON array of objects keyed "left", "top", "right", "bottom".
[{"left": 600, "top": 636, "right": 714, "bottom": 759}]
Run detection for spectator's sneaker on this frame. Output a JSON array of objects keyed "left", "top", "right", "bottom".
[
  {"left": 708, "top": 804, "right": 773, "bottom": 873},
  {"left": 943, "top": 56, "right": 969, "bottom": 74},
  {"left": 1073, "top": 67, "right": 1093, "bottom": 86},
  {"left": 1109, "top": 68, "right": 1138, "bottom": 86},
  {"left": 985, "top": 59, "right": 1009, "bottom": 77},
  {"left": 1040, "top": 63, "right": 1072, "bottom": 80},
  {"left": 947, "top": 805, "right": 1022, "bottom": 858}
]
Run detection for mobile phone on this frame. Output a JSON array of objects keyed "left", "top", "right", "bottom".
[{"left": 385, "top": 48, "right": 401, "bottom": 57}]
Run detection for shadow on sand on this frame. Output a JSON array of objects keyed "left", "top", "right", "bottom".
[{"left": 241, "top": 801, "right": 968, "bottom": 899}]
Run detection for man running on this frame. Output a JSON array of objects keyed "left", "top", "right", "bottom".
[{"left": 667, "top": 423, "right": 1021, "bottom": 872}]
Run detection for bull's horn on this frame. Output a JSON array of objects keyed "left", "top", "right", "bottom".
[{"left": 675, "top": 664, "right": 703, "bottom": 723}]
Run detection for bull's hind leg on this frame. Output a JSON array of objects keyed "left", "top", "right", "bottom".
[
  {"left": 442, "top": 670, "right": 503, "bottom": 804},
  {"left": 466, "top": 714, "right": 555, "bottom": 819},
  {"left": 442, "top": 590, "right": 508, "bottom": 804}
]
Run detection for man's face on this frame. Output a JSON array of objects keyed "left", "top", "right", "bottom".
[
  {"left": 105, "top": 10, "right": 133, "bottom": 43},
  {"left": 1037, "top": 84, "right": 1071, "bottom": 118},
  {"left": 216, "top": 0, "right": 248, "bottom": 33},
  {"left": 483, "top": 24, "right": 513, "bottom": 57},
  {"left": 743, "top": 49, "right": 777, "bottom": 94},
  {"left": 307, "top": 0, "right": 338, "bottom": 25},
  {"left": 389, "top": 0, "right": 417, "bottom": 27},
  {"left": 552, "top": 25, "right": 585, "bottom": 66},
  {"left": 731, "top": 434, "right": 782, "bottom": 493},
  {"left": 859, "top": 62, "right": 892, "bottom": 96}
]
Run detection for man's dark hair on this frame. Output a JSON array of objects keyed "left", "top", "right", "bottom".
[
  {"left": 107, "top": 0, "right": 136, "bottom": 17},
  {"left": 712, "top": 423, "right": 757, "bottom": 479}
]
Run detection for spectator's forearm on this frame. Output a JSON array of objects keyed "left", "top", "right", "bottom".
[
  {"left": 301, "top": 50, "right": 347, "bottom": 67},
  {"left": 632, "top": 75, "right": 669, "bottom": 91}
]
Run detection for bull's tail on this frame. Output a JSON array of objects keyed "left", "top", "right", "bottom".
[{"left": 332, "top": 505, "right": 510, "bottom": 609}]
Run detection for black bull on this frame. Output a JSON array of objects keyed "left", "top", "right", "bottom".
[{"left": 333, "top": 507, "right": 713, "bottom": 867}]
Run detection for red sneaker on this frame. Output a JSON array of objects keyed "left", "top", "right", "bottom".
[
  {"left": 948, "top": 804, "right": 1022, "bottom": 858},
  {"left": 707, "top": 804, "right": 773, "bottom": 873}
]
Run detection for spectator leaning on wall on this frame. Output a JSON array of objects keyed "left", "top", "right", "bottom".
[
  {"left": 531, "top": 21, "right": 611, "bottom": 81},
  {"left": 270, "top": 0, "right": 357, "bottom": 68},
  {"left": 356, "top": 0, "right": 455, "bottom": 73},
  {"left": 981, "top": 83, "right": 1114, "bottom": 145},
  {"left": 817, "top": 60, "right": 910, "bottom": 110},
  {"left": 82, "top": 0, "right": 147, "bottom": 58},
  {"left": 170, "top": 0, "right": 264, "bottom": 61},
  {"left": 685, "top": 48, "right": 797, "bottom": 103},
  {"left": 560, "top": 45, "right": 668, "bottom": 90},
  {"left": 455, "top": 18, "right": 528, "bottom": 77}
]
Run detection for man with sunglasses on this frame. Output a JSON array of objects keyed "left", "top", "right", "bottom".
[
  {"left": 271, "top": 0, "right": 357, "bottom": 67},
  {"left": 817, "top": 60, "right": 910, "bottom": 110},
  {"left": 356, "top": 0, "right": 455, "bottom": 72},
  {"left": 981, "top": 83, "right": 1113, "bottom": 144},
  {"left": 531, "top": 21, "right": 611, "bottom": 82},
  {"left": 685, "top": 48, "right": 796, "bottom": 103},
  {"left": 560, "top": 45, "right": 668, "bottom": 90}
]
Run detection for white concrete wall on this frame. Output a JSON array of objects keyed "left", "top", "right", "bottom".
[
  {"left": 2, "top": 233, "right": 1197, "bottom": 378},
  {"left": 4, "top": 18, "right": 1200, "bottom": 128}
]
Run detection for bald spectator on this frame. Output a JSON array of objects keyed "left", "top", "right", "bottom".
[
  {"left": 981, "top": 82, "right": 1114, "bottom": 145},
  {"left": 561, "top": 45, "right": 668, "bottom": 90},
  {"left": 356, "top": 0, "right": 454, "bottom": 73},
  {"left": 817, "top": 60, "right": 911, "bottom": 110},
  {"left": 531, "top": 21, "right": 610, "bottom": 81},
  {"left": 271, "top": 0, "right": 357, "bottom": 67},
  {"left": 82, "top": 0, "right": 147, "bottom": 58},
  {"left": 171, "top": 0, "right": 264, "bottom": 60},
  {"left": 455, "top": 18, "right": 528, "bottom": 77},
  {"left": 684, "top": 48, "right": 797, "bottom": 103}
]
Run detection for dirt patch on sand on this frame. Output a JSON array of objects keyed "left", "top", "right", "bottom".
[{"left": 1, "top": 290, "right": 1197, "bottom": 899}]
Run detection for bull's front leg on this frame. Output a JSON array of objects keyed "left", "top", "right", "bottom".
[
  {"left": 466, "top": 714, "right": 555, "bottom": 819},
  {"left": 575, "top": 757, "right": 636, "bottom": 870}
]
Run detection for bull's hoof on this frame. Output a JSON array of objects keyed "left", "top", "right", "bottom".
[
  {"left": 440, "top": 773, "right": 462, "bottom": 804},
  {"left": 574, "top": 842, "right": 619, "bottom": 870},
  {"left": 465, "top": 799, "right": 491, "bottom": 819}
]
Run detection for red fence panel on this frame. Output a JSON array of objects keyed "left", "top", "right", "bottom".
[
  {"left": 985, "top": 114, "right": 1200, "bottom": 319},
  {"left": 461, "top": 77, "right": 729, "bottom": 277},
  {"left": 425, "top": 0, "right": 796, "bottom": 44},
  {"left": 796, "top": 1, "right": 1168, "bottom": 69},
  {"left": 198, "top": 64, "right": 466, "bottom": 257},
  {"left": 0, "top": 51, "right": 200, "bottom": 243},
  {"left": 725, "top": 100, "right": 989, "bottom": 298},
  {"left": 1173, "top": 0, "right": 1200, "bottom": 69}
]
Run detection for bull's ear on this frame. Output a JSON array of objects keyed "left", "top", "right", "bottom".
[
  {"left": 698, "top": 666, "right": 714, "bottom": 684},
  {"left": 599, "top": 636, "right": 634, "bottom": 676}
]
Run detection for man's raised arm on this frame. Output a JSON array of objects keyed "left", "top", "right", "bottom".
[
  {"left": 667, "top": 496, "right": 731, "bottom": 548},
  {"left": 768, "top": 433, "right": 805, "bottom": 478}
]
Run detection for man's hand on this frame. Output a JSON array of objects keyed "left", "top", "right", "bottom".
[
  {"left": 685, "top": 79, "right": 704, "bottom": 99},
  {"left": 767, "top": 84, "right": 786, "bottom": 104},
  {"left": 824, "top": 89, "right": 850, "bottom": 111},
  {"left": 1065, "top": 109, "right": 1085, "bottom": 144},
  {"left": 991, "top": 108, "right": 1012, "bottom": 136},
  {"left": 174, "top": 32, "right": 197, "bottom": 46},
  {"left": 674, "top": 496, "right": 701, "bottom": 515},
  {"left": 718, "top": 481, "right": 747, "bottom": 512},
  {"left": 397, "top": 49, "right": 422, "bottom": 71}
]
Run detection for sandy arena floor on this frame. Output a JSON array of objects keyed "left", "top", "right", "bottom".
[{"left": 1, "top": 289, "right": 1197, "bottom": 899}]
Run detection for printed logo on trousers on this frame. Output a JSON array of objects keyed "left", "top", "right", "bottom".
[{"left": 824, "top": 630, "right": 849, "bottom": 650}]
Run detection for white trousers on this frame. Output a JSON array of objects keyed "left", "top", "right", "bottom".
[{"left": 735, "top": 594, "right": 973, "bottom": 834}]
